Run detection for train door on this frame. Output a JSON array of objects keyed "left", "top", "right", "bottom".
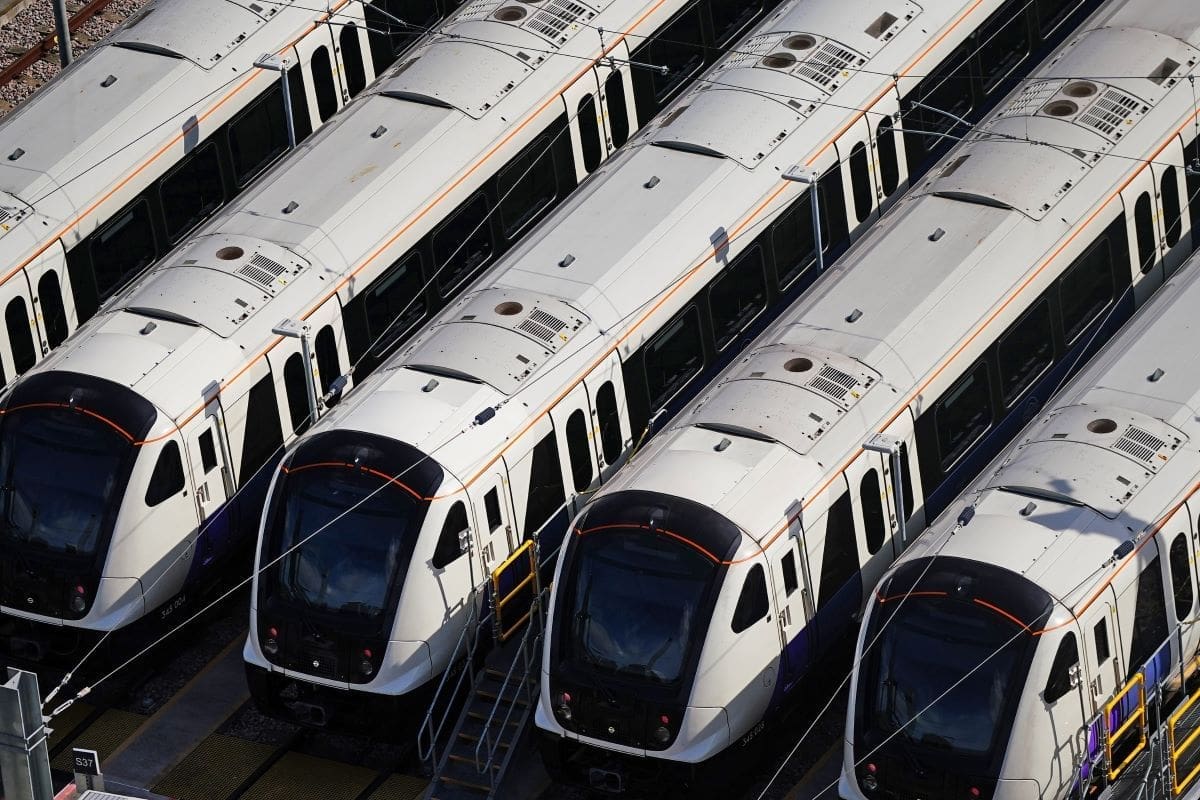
[
  {"left": 305, "top": 299, "right": 350, "bottom": 408},
  {"left": 808, "top": 476, "right": 861, "bottom": 658},
  {"left": 868, "top": 94, "right": 906, "bottom": 214},
  {"left": 596, "top": 46, "right": 636, "bottom": 154},
  {"left": 550, "top": 384, "right": 599, "bottom": 516},
  {"left": 331, "top": 3, "right": 375, "bottom": 100},
  {"left": 473, "top": 471, "right": 518, "bottom": 575},
  {"left": 509, "top": 415, "right": 570, "bottom": 556},
  {"left": 289, "top": 24, "right": 344, "bottom": 130},
  {"left": 772, "top": 530, "right": 813, "bottom": 692},
  {"left": 1040, "top": 624, "right": 1089, "bottom": 797},
  {"left": 1150, "top": 135, "right": 1190, "bottom": 278},
  {"left": 25, "top": 244, "right": 74, "bottom": 360},
  {"left": 1111, "top": 539, "right": 1172, "bottom": 688},
  {"left": 0, "top": 267, "right": 36, "bottom": 386},
  {"left": 1163, "top": 504, "right": 1198, "bottom": 675},
  {"left": 186, "top": 389, "right": 237, "bottom": 572},
  {"left": 560, "top": 66, "right": 606, "bottom": 182},
  {"left": 1121, "top": 164, "right": 1164, "bottom": 303},
  {"left": 1082, "top": 588, "right": 1122, "bottom": 709},
  {"left": 834, "top": 118, "right": 879, "bottom": 238},
  {"left": 845, "top": 450, "right": 893, "bottom": 593},
  {"left": 880, "top": 408, "right": 925, "bottom": 543},
  {"left": 582, "top": 352, "right": 633, "bottom": 481}
]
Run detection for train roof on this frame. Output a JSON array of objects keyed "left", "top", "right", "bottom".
[
  {"left": 600, "top": 3, "right": 1200, "bottom": 551},
  {"left": 908, "top": 250, "right": 1200, "bottom": 613},
  {"left": 0, "top": 0, "right": 337, "bottom": 264},
  {"left": 310, "top": 0, "right": 1017, "bottom": 481}
]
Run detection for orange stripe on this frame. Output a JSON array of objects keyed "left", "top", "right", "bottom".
[
  {"left": 0, "top": 401, "right": 136, "bottom": 441},
  {"left": 281, "top": 459, "right": 426, "bottom": 500},
  {"left": 973, "top": 597, "right": 1037, "bottom": 633},
  {"left": 575, "top": 521, "right": 723, "bottom": 563},
  {"left": 1, "top": 2, "right": 353, "bottom": 290}
]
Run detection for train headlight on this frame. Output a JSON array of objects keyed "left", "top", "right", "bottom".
[
  {"left": 69, "top": 585, "right": 86, "bottom": 614},
  {"left": 359, "top": 648, "right": 375, "bottom": 678},
  {"left": 556, "top": 691, "right": 573, "bottom": 721},
  {"left": 263, "top": 626, "right": 280, "bottom": 656},
  {"left": 652, "top": 725, "right": 670, "bottom": 744}
]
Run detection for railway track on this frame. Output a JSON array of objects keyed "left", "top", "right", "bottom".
[{"left": 0, "top": 0, "right": 150, "bottom": 114}]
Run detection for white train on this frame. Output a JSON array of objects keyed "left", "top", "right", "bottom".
[
  {"left": 534, "top": 0, "right": 1200, "bottom": 792},
  {"left": 840, "top": 220, "right": 1200, "bottom": 800},
  {"left": 0, "top": 0, "right": 431, "bottom": 384},
  {"left": 244, "top": 0, "right": 1102, "bottom": 736},
  {"left": 0, "top": 0, "right": 731, "bottom": 663}
]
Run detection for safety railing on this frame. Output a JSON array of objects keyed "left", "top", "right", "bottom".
[
  {"left": 1169, "top": 691, "right": 1200, "bottom": 795},
  {"left": 491, "top": 540, "right": 539, "bottom": 643},
  {"left": 1107, "top": 672, "right": 1149, "bottom": 780}
]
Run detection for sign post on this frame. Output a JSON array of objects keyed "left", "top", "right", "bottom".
[
  {"left": 0, "top": 668, "right": 54, "bottom": 800},
  {"left": 72, "top": 747, "right": 105, "bottom": 793}
]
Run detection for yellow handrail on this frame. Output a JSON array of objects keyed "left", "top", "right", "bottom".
[
  {"left": 1170, "top": 692, "right": 1200, "bottom": 794},
  {"left": 1105, "top": 673, "right": 1147, "bottom": 781},
  {"left": 490, "top": 540, "right": 537, "bottom": 642}
]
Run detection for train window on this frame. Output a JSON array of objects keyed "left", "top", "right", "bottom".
[
  {"left": 1161, "top": 167, "right": 1182, "bottom": 248},
  {"left": 577, "top": 95, "right": 603, "bottom": 174},
  {"left": 366, "top": 0, "right": 436, "bottom": 73},
  {"left": 37, "top": 271, "right": 68, "bottom": 349},
  {"left": 645, "top": 3, "right": 705, "bottom": 104},
  {"left": 781, "top": 550, "right": 798, "bottom": 596},
  {"left": 849, "top": 142, "right": 873, "bottom": 224},
  {"left": 485, "top": 488, "right": 502, "bottom": 531},
  {"left": 287, "top": 64, "right": 313, "bottom": 142},
  {"left": 238, "top": 373, "right": 285, "bottom": 483},
  {"left": 198, "top": 429, "right": 218, "bottom": 474},
  {"left": 524, "top": 432, "right": 566, "bottom": 536},
  {"left": 432, "top": 193, "right": 494, "bottom": 296},
  {"left": 1043, "top": 632, "right": 1078, "bottom": 703},
  {"left": 145, "top": 441, "right": 185, "bottom": 507},
  {"left": 89, "top": 198, "right": 158, "bottom": 306},
  {"left": 565, "top": 409, "right": 593, "bottom": 493},
  {"left": 860, "top": 469, "right": 885, "bottom": 555},
  {"left": 709, "top": 0, "right": 761, "bottom": 47},
  {"left": 362, "top": 251, "right": 426, "bottom": 359},
  {"left": 160, "top": 142, "right": 225, "bottom": 244},
  {"left": 497, "top": 137, "right": 558, "bottom": 238},
  {"left": 595, "top": 381, "right": 623, "bottom": 465},
  {"left": 933, "top": 361, "right": 993, "bottom": 470},
  {"left": 903, "top": 42, "right": 973, "bottom": 171},
  {"left": 340, "top": 24, "right": 367, "bottom": 98},
  {"left": 310, "top": 47, "right": 339, "bottom": 123},
  {"left": 315, "top": 326, "right": 341, "bottom": 395},
  {"left": 731, "top": 563, "right": 769, "bottom": 633},
  {"left": 1127, "top": 557, "right": 1169, "bottom": 679},
  {"left": 5, "top": 298, "right": 35, "bottom": 375},
  {"left": 1134, "top": 192, "right": 1155, "bottom": 273},
  {"left": 876, "top": 117, "right": 900, "bottom": 198},
  {"left": 1059, "top": 235, "right": 1115, "bottom": 344},
  {"left": 432, "top": 501, "right": 469, "bottom": 569},
  {"left": 997, "top": 297, "right": 1053, "bottom": 405},
  {"left": 817, "top": 492, "right": 857, "bottom": 607},
  {"left": 605, "top": 71, "right": 630, "bottom": 149},
  {"left": 709, "top": 245, "right": 766, "bottom": 351},
  {"left": 1035, "top": 0, "right": 1083, "bottom": 36},
  {"left": 975, "top": 4, "right": 1030, "bottom": 95},
  {"left": 1187, "top": 137, "right": 1200, "bottom": 235},
  {"left": 898, "top": 442, "right": 914, "bottom": 522},
  {"left": 771, "top": 190, "right": 828, "bottom": 291},
  {"left": 1094, "top": 618, "right": 1110, "bottom": 664},
  {"left": 227, "top": 83, "right": 289, "bottom": 186},
  {"left": 1170, "top": 533, "right": 1194, "bottom": 620},
  {"left": 644, "top": 306, "right": 704, "bottom": 409},
  {"left": 283, "top": 353, "right": 311, "bottom": 435}
]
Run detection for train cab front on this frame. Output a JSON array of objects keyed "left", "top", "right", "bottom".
[
  {"left": 245, "top": 429, "right": 455, "bottom": 737},
  {"left": 538, "top": 490, "right": 773, "bottom": 797},
  {"left": 0, "top": 371, "right": 189, "bottom": 665},
  {"left": 842, "top": 556, "right": 1053, "bottom": 800}
]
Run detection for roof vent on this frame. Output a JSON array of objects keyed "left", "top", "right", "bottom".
[
  {"left": 807, "top": 364, "right": 859, "bottom": 402},
  {"left": 1112, "top": 425, "right": 1167, "bottom": 464},
  {"left": 524, "top": 0, "right": 593, "bottom": 44},
  {"left": 1077, "top": 88, "right": 1143, "bottom": 139},
  {"left": 517, "top": 308, "right": 568, "bottom": 342},
  {"left": 864, "top": 12, "right": 898, "bottom": 39},
  {"left": 794, "top": 41, "right": 861, "bottom": 89},
  {"left": 1149, "top": 58, "right": 1180, "bottom": 85},
  {"left": 238, "top": 253, "right": 288, "bottom": 287}
]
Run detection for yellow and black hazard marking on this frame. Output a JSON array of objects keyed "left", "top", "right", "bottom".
[
  {"left": 50, "top": 709, "right": 146, "bottom": 772},
  {"left": 240, "top": 752, "right": 379, "bottom": 800},
  {"left": 152, "top": 733, "right": 277, "bottom": 800},
  {"left": 46, "top": 701, "right": 96, "bottom": 753},
  {"left": 363, "top": 774, "right": 430, "bottom": 800}
]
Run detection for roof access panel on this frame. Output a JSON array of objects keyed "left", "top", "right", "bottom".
[{"left": 112, "top": 0, "right": 290, "bottom": 68}]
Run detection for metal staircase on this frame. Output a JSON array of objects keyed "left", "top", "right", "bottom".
[{"left": 419, "top": 541, "right": 547, "bottom": 800}]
